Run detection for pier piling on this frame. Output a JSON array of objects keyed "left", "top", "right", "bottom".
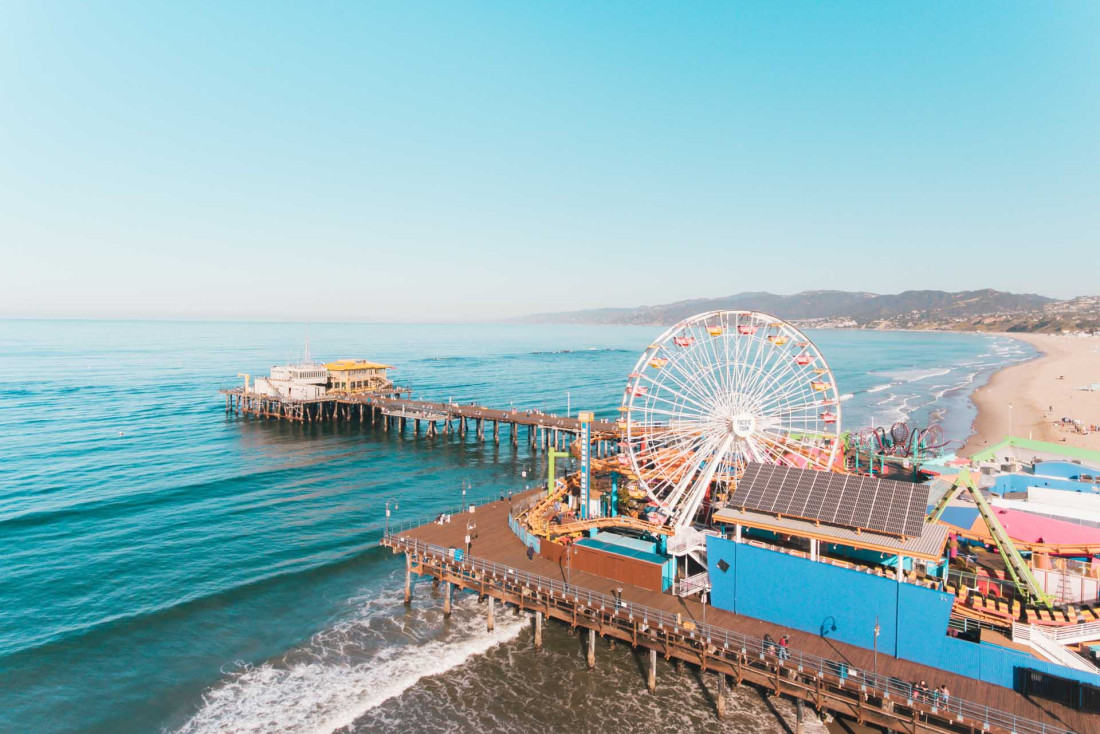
[
  {"left": 534, "top": 611, "right": 543, "bottom": 651},
  {"left": 587, "top": 628, "right": 596, "bottom": 669},
  {"left": 404, "top": 553, "right": 412, "bottom": 605},
  {"left": 715, "top": 672, "right": 727, "bottom": 720},
  {"left": 487, "top": 596, "right": 495, "bottom": 632},
  {"left": 647, "top": 648, "right": 657, "bottom": 693}
]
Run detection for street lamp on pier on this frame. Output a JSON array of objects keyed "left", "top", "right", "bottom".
[{"left": 873, "top": 616, "right": 881, "bottom": 679}]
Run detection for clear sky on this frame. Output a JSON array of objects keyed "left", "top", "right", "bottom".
[{"left": 2, "top": 2, "right": 1097, "bottom": 321}]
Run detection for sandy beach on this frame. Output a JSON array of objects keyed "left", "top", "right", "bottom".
[{"left": 960, "top": 333, "right": 1100, "bottom": 456}]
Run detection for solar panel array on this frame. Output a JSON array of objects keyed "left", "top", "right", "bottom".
[{"left": 730, "top": 462, "right": 926, "bottom": 538}]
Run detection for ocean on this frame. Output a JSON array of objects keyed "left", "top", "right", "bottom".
[{"left": 0, "top": 320, "right": 1035, "bottom": 734}]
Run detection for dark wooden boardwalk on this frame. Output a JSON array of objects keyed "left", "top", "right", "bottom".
[
  {"left": 385, "top": 493, "right": 1094, "bottom": 734},
  {"left": 356, "top": 394, "right": 619, "bottom": 434},
  {"left": 222, "top": 387, "right": 618, "bottom": 438}
]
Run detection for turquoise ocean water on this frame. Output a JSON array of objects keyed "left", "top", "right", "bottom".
[{"left": 0, "top": 321, "right": 1034, "bottom": 733}]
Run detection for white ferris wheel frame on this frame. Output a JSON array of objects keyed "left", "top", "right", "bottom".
[{"left": 621, "top": 310, "right": 842, "bottom": 530}]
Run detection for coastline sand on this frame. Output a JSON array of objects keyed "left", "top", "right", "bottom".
[{"left": 960, "top": 333, "right": 1100, "bottom": 456}]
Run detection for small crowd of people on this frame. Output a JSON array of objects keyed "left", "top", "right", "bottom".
[
  {"left": 910, "top": 680, "right": 950, "bottom": 706},
  {"left": 760, "top": 631, "right": 953, "bottom": 709},
  {"left": 762, "top": 633, "right": 790, "bottom": 661}
]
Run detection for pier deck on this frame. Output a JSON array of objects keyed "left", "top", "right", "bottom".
[
  {"left": 221, "top": 388, "right": 618, "bottom": 445},
  {"left": 384, "top": 494, "right": 1093, "bottom": 734}
]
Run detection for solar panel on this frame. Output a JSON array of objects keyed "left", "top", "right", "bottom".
[
  {"left": 849, "top": 478, "right": 879, "bottom": 530},
  {"left": 729, "top": 462, "right": 928, "bottom": 538},
  {"left": 739, "top": 464, "right": 773, "bottom": 509},
  {"left": 783, "top": 470, "right": 820, "bottom": 518},
  {"left": 824, "top": 474, "right": 850, "bottom": 526},
  {"left": 801, "top": 470, "right": 833, "bottom": 520}
]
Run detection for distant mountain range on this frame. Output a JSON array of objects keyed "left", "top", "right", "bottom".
[{"left": 519, "top": 290, "right": 1100, "bottom": 333}]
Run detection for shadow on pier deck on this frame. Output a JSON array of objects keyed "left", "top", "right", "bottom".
[{"left": 382, "top": 494, "right": 1092, "bottom": 734}]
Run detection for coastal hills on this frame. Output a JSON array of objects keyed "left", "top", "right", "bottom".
[{"left": 520, "top": 290, "right": 1100, "bottom": 333}]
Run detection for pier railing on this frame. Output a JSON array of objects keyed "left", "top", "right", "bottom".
[
  {"left": 384, "top": 529, "right": 1079, "bottom": 734},
  {"left": 380, "top": 492, "right": 506, "bottom": 537}
]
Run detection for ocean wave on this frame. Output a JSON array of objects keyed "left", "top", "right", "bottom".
[
  {"left": 174, "top": 594, "right": 527, "bottom": 734},
  {"left": 874, "top": 367, "right": 951, "bottom": 383},
  {"left": 0, "top": 546, "right": 391, "bottom": 661},
  {"left": 866, "top": 383, "right": 892, "bottom": 394},
  {"left": 838, "top": 393, "right": 854, "bottom": 402}
]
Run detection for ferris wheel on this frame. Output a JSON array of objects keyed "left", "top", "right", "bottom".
[{"left": 621, "top": 310, "right": 842, "bottom": 530}]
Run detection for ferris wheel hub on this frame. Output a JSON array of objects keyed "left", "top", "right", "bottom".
[{"left": 729, "top": 413, "right": 756, "bottom": 438}]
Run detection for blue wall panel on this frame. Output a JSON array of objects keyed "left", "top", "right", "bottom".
[
  {"left": 896, "top": 582, "right": 955, "bottom": 663},
  {"left": 992, "top": 473, "right": 1100, "bottom": 496},
  {"left": 707, "top": 536, "right": 900, "bottom": 655},
  {"left": 1034, "top": 460, "right": 1100, "bottom": 480},
  {"left": 705, "top": 535, "right": 1100, "bottom": 690}
]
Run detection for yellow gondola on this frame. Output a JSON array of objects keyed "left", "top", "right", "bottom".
[
  {"left": 707, "top": 326, "right": 723, "bottom": 336},
  {"left": 649, "top": 357, "right": 669, "bottom": 368}
]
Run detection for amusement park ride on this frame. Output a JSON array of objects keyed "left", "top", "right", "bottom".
[
  {"left": 620, "top": 310, "right": 843, "bottom": 530},
  {"left": 519, "top": 309, "right": 1089, "bottom": 620}
]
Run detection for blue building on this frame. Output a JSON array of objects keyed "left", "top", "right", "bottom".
[{"left": 706, "top": 462, "right": 1100, "bottom": 692}]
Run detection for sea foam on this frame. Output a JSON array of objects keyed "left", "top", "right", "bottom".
[{"left": 174, "top": 595, "right": 527, "bottom": 734}]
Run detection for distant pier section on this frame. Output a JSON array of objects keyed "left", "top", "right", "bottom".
[{"left": 221, "top": 355, "right": 618, "bottom": 452}]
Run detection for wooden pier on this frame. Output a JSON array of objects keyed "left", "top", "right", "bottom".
[
  {"left": 221, "top": 387, "right": 619, "bottom": 453},
  {"left": 382, "top": 494, "right": 1092, "bottom": 734}
]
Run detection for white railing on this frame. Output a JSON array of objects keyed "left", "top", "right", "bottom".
[
  {"left": 673, "top": 571, "right": 710, "bottom": 597},
  {"left": 1046, "top": 619, "right": 1100, "bottom": 645},
  {"left": 1014, "top": 623, "right": 1100, "bottom": 674}
]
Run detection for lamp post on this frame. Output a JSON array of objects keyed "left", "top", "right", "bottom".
[{"left": 873, "top": 616, "right": 881, "bottom": 679}]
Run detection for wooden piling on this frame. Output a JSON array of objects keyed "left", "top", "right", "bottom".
[
  {"left": 534, "top": 611, "right": 543, "bottom": 651},
  {"left": 487, "top": 596, "right": 495, "bottom": 631},
  {"left": 404, "top": 553, "right": 412, "bottom": 605},
  {"left": 716, "top": 672, "right": 727, "bottom": 720},
  {"left": 443, "top": 580, "right": 452, "bottom": 617},
  {"left": 587, "top": 628, "right": 596, "bottom": 669},
  {"left": 648, "top": 647, "right": 657, "bottom": 693}
]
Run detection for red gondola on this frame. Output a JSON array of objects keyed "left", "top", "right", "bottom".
[
  {"left": 673, "top": 336, "right": 695, "bottom": 347},
  {"left": 794, "top": 354, "right": 813, "bottom": 366}
]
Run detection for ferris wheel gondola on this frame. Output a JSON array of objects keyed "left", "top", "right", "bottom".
[{"left": 621, "top": 310, "right": 843, "bottom": 530}]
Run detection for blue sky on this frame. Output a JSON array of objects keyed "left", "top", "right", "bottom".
[{"left": 2, "top": 2, "right": 1097, "bottom": 321}]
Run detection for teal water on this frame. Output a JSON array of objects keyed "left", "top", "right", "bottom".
[{"left": 0, "top": 321, "right": 1033, "bottom": 733}]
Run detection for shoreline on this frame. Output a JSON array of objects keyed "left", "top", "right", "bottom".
[{"left": 959, "top": 332, "right": 1100, "bottom": 457}]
